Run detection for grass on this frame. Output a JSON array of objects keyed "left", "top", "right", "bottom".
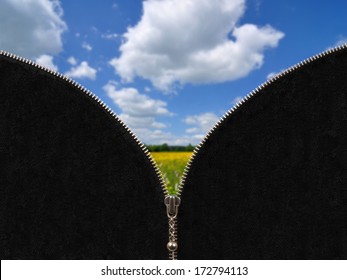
[{"left": 151, "top": 152, "right": 192, "bottom": 194}]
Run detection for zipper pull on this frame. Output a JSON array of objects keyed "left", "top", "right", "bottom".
[
  {"left": 164, "top": 195, "right": 181, "bottom": 218},
  {"left": 164, "top": 195, "right": 181, "bottom": 259}
]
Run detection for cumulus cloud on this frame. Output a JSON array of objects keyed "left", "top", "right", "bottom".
[
  {"left": 0, "top": 0, "right": 67, "bottom": 58},
  {"left": 101, "top": 33, "right": 119, "bottom": 40},
  {"left": 266, "top": 71, "right": 278, "bottom": 80},
  {"left": 133, "top": 129, "right": 202, "bottom": 145},
  {"left": 103, "top": 81, "right": 174, "bottom": 143},
  {"left": 328, "top": 36, "right": 347, "bottom": 49},
  {"left": 35, "top": 54, "right": 58, "bottom": 71},
  {"left": 266, "top": 68, "right": 286, "bottom": 80},
  {"left": 102, "top": 82, "right": 216, "bottom": 145},
  {"left": 231, "top": 96, "right": 244, "bottom": 105},
  {"left": 110, "top": 0, "right": 284, "bottom": 91},
  {"left": 65, "top": 61, "right": 97, "bottom": 80},
  {"left": 104, "top": 82, "right": 172, "bottom": 118},
  {"left": 82, "top": 42, "right": 93, "bottom": 51},
  {"left": 131, "top": 128, "right": 175, "bottom": 144},
  {"left": 67, "top": 56, "right": 77, "bottom": 65},
  {"left": 184, "top": 112, "right": 219, "bottom": 140},
  {"left": 335, "top": 38, "right": 347, "bottom": 46}
]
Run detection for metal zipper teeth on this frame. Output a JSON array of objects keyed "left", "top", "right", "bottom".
[
  {"left": 0, "top": 50, "right": 168, "bottom": 198},
  {"left": 176, "top": 43, "right": 347, "bottom": 198}
]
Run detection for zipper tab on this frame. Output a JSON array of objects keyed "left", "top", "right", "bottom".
[
  {"left": 164, "top": 195, "right": 181, "bottom": 217},
  {"left": 164, "top": 195, "right": 181, "bottom": 259}
]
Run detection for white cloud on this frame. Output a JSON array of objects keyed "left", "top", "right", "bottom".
[
  {"left": 104, "top": 82, "right": 172, "bottom": 118},
  {"left": 184, "top": 112, "right": 219, "bottom": 141},
  {"left": 35, "top": 54, "right": 58, "bottom": 71},
  {"left": 82, "top": 42, "right": 93, "bottom": 51},
  {"left": 267, "top": 71, "right": 278, "bottom": 80},
  {"left": 103, "top": 82, "right": 178, "bottom": 143},
  {"left": 67, "top": 56, "right": 77, "bottom": 65},
  {"left": 326, "top": 36, "right": 347, "bottom": 50},
  {"left": 99, "top": 82, "right": 209, "bottom": 144},
  {"left": 266, "top": 68, "right": 285, "bottom": 80},
  {"left": 65, "top": 61, "right": 97, "bottom": 80},
  {"left": 91, "top": 26, "right": 98, "bottom": 34},
  {"left": 0, "top": 0, "right": 67, "bottom": 58},
  {"left": 103, "top": 82, "right": 174, "bottom": 143},
  {"left": 231, "top": 96, "right": 244, "bottom": 105},
  {"left": 101, "top": 33, "right": 119, "bottom": 40},
  {"left": 134, "top": 129, "right": 201, "bottom": 145},
  {"left": 333, "top": 36, "right": 347, "bottom": 48},
  {"left": 110, "top": 0, "right": 284, "bottom": 91},
  {"left": 255, "top": 0, "right": 262, "bottom": 12},
  {"left": 118, "top": 127, "right": 203, "bottom": 145}
]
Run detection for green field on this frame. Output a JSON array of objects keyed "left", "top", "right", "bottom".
[{"left": 151, "top": 152, "right": 192, "bottom": 194}]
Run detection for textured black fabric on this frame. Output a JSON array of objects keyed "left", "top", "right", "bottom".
[
  {"left": 179, "top": 48, "right": 347, "bottom": 259},
  {"left": 0, "top": 54, "right": 167, "bottom": 259}
]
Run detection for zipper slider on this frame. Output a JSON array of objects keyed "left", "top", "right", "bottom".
[
  {"left": 164, "top": 195, "right": 181, "bottom": 218},
  {"left": 164, "top": 195, "right": 181, "bottom": 259}
]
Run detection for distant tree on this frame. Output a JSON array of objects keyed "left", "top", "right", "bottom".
[
  {"left": 185, "top": 144, "right": 194, "bottom": 151},
  {"left": 161, "top": 143, "right": 169, "bottom": 151},
  {"left": 146, "top": 143, "right": 195, "bottom": 152}
]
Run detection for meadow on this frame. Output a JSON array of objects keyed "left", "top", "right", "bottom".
[{"left": 151, "top": 152, "right": 192, "bottom": 194}]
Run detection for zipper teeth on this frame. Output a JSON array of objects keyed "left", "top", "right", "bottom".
[
  {"left": 0, "top": 50, "right": 168, "bottom": 197},
  {"left": 176, "top": 43, "right": 347, "bottom": 198}
]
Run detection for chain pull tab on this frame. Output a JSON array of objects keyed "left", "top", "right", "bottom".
[{"left": 164, "top": 195, "right": 181, "bottom": 259}]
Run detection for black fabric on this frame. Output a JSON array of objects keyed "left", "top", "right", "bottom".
[
  {"left": 0, "top": 54, "right": 167, "bottom": 259},
  {"left": 179, "top": 48, "right": 347, "bottom": 259}
]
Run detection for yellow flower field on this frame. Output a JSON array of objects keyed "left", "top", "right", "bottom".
[{"left": 151, "top": 152, "right": 192, "bottom": 194}]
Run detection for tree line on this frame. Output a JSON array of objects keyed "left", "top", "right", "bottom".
[{"left": 146, "top": 143, "right": 195, "bottom": 152}]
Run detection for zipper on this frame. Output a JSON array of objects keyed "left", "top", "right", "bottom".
[{"left": 2, "top": 43, "right": 346, "bottom": 260}]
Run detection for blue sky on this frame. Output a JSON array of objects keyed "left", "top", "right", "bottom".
[{"left": 1, "top": 0, "right": 346, "bottom": 145}]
